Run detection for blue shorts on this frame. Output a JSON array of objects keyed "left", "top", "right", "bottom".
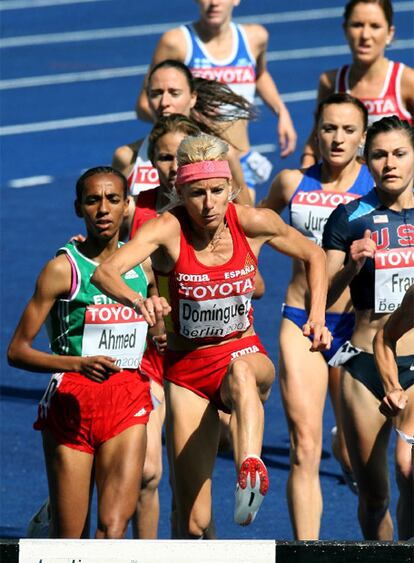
[
  {"left": 281, "top": 304, "right": 355, "bottom": 362},
  {"left": 343, "top": 352, "right": 414, "bottom": 400}
]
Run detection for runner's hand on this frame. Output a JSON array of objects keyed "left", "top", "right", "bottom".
[
  {"left": 133, "top": 295, "right": 171, "bottom": 327},
  {"left": 278, "top": 108, "right": 297, "bottom": 158},
  {"left": 302, "top": 321, "right": 332, "bottom": 352},
  {"left": 350, "top": 229, "right": 376, "bottom": 273},
  {"left": 152, "top": 333, "right": 167, "bottom": 354},
  {"left": 379, "top": 388, "right": 408, "bottom": 417},
  {"left": 78, "top": 355, "right": 121, "bottom": 382}
]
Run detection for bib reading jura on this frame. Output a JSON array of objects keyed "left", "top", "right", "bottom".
[{"left": 46, "top": 241, "right": 149, "bottom": 368}]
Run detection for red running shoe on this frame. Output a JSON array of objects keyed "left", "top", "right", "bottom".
[{"left": 234, "top": 455, "right": 269, "bottom": 526}]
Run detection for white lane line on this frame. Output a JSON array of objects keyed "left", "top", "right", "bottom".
[
  {"left": 252, "top": 143, "right": 277, "bottom": 154},
  {"left": 0, "top": 0, "right": 108, "bottom": 10},
  {"left": 266, "top": 39, "right": 413, "bottom": 61},
  {"left": 237, "top": 2, "right": 413, "bottom": 24},
  {"left": 1, "top": 36, "right": 412, "bottom": 91},
  {"left": 0, "top": 65, "right": 148, "bottom": 90},
  {"left": 0, "top": 89, "right": 319, "bottom": 137},
  {"left": 1, "top": 1, "right": 412, "bottom": 48},
  {"left": 0, "top": 111, "right": 136, "bottom": 136},
  {"left": 0, "top": 21, "right": 191, "bottom": 48},
  {"left": 8, "top": 175, "right": 54, "bottom": 188}
]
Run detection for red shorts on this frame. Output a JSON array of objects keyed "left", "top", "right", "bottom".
[
  {"left": 140, "top": 339, "right": 164, "bottom": 387},
  {"left": 164, "top": 335, "right": 267, "bottom": 413},
  {"left": 34, "top": 369, "right": 152, "bottom": 454}
]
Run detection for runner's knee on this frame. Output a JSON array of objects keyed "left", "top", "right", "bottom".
[
  {"left": 141, "top": 452, "right": 162, "bottom": 492},
  {"left": 98, "top": 514, "right": 129, "bottom": 539},
  {"left": 290, "top": 429, "right": 321, "bottom": 470},
  {"left": 227, "top": 359, "right": 256, "bottom": 398},
  {"left": 186, "top": 507, "right": 211, "bottom": 538}
]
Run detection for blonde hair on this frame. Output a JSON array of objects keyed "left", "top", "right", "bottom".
[{"left": 177, "top": 133, "right": 229, "bottom": 166}]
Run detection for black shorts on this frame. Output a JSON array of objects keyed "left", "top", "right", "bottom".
[{"left": 343, "top": 352, "right": 414, "bottom": 400}]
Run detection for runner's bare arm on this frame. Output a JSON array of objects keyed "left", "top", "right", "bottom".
[
  {"left": 7, "top": 256, "right": 121, "bottom": 379},
  {"left": 374, "top": 285, "right": 414, "bottom": 416},
  {"left": 258, "top": 168, "right": 301, "bottom": 213},
  {"left": 92, "top": 214, "right": 175, "bottom": 324},
  {"left": 401, "top": 65, "right": 414, "bottom": 117},
  {"left": 238, "top": 206, "right": 330, "bottom": 349},
  {"left": 251, "top": 25, "right": 297, "bottom": 158},
  {"left": 112, "top": 141, "right": 141, "bottom": 176}
]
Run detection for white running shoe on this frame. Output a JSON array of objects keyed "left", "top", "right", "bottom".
[
  {"left": 234, "top": 455, "right": 269, "bottom": 526},
  {"left": 26, "top": 498, "right": 50, "bottom": 538}
]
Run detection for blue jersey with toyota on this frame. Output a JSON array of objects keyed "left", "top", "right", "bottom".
[{"left": 323, "top": 188, "right": 414, "bottom": 313}]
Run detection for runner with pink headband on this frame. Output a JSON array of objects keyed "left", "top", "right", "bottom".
[
  {"left": 175, "top": 160, "right": 232, "bottom": 185},
  {"left": 92, "top": 133, "right": 332, "bottom": 537}
]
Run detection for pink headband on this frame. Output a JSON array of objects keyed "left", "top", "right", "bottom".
[{"left": 175, "top": 160, "right": 231, "bottom": 185}]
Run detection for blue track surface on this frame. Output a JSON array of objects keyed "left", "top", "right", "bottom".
[{"left": 1, "top": 0, "right": 413, "bottom": 541}]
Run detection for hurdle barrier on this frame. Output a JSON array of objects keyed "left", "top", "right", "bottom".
[{"left": 1, "top": 539, "right": 413, "bottom": 563}]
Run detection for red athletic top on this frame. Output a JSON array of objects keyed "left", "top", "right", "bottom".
[
  {"left": 155, "top": 203, "right": 257, "bottom": 345},
  {"left": 130, "top": 189, "right": 158, "bottom": 238},
  {"left": 335, "top": 61, "right": 413, "bottom": 124},
  {"left": 129, "top": 188, "right": 163, "bottom": 385}
]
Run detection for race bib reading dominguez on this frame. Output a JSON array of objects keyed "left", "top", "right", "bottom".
[
  {"left": 179, "top": 294, "right": 252, "bottom": 339},
  {"left": 375, "top": 248, "right": 414, "bottom": 313},
  {"left": 82, "top": 304, "right": 148, "bottom": 369}
]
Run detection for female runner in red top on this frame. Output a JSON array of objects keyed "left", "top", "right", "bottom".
[{"left": 92, "top": 133, "right": 331, "bottom": 536}]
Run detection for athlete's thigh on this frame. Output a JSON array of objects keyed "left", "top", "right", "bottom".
[
  {"left": 226, "top": 350, "right": 275, "bottom": 401},
  {"left": 95, "top": 424, "right": 147, "bottom": 520},
  {"left": 342, "top": 370, "right": 392, "bottom": 491},
  {"left": 144, "top": 385, "right": 165, "bottom": 478},
  {"left": 279, "top": 318, "right": 329, "bottom": 431},
  {"left": 42, "top": 430, "right": 93, "bottom": 537},
  {"left": 147, "top": 380, "right": 166, "bottom": 454},
  {"left": 394, "top": 385, "right": 414, "bottom": 475},
  {"left": 164, "top": 381, "right": 220, "bottom": 504}
]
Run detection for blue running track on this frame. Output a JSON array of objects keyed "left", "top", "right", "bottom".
[{"left": 1, "top": 0, "right": 413, "bottom": 541}]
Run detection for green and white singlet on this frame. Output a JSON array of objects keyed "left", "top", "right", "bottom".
[{"left": 46, "top": 241, "right": 148, "bottom": 370}]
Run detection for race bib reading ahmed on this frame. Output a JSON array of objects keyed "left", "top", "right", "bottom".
[{"left": 82, "top": 304, "right": 148, "bottom": 369}]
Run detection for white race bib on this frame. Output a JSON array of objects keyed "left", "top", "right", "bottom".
[
  {"left": 179, "top": 294, "right": 252, "bottom": 339},
  {"left": 328, "top": 340, "right": 362, "bottom": 367},
  {"left": 130, "top": 165, "right": 159, "bottom": 196},
  {"left": 82, "top": 304, "right": 148, "bottom": 370},
  {"left": 291, "top": 191, "right": 359, "bottom": 246},
  {"left": 375, "top": 248, "right": 414, "bottom": 313}
]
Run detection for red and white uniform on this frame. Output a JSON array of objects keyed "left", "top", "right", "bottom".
[
  {"left": 128, "top": 136, "right": 159, "bottom": 196},
  {"left": 156, "top": 203, "right": 257, "bottom": 344},
  {"left": 130, "top": 189, "right": 158, "bottom": 239},
  {"left": 335, "top": 61, "right": 413, "bottom": 124},
  {"left": 156, "top": 202, "right": 266, "bottom": 409},
  {"left": 181, "top": 22, "right": 256, "bottom": 104}
]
